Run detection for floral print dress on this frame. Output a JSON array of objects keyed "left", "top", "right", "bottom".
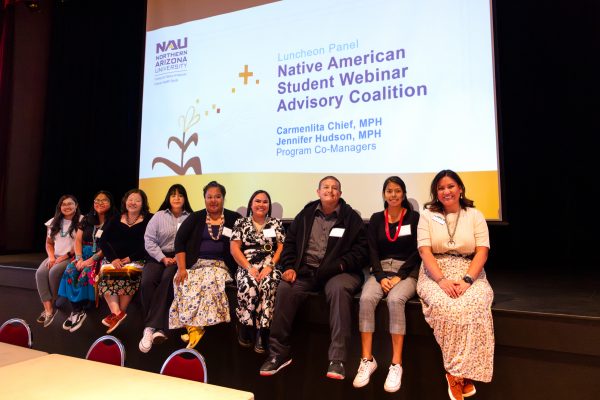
[
  {"left": 416, "top": 207, "right": 494, "bottom": 382},
  {"left": 58, "top": 224, "right": 100, "bottom": 303},
  {"left": 231, "top": 216, "right": 284, "bottom": 329}
]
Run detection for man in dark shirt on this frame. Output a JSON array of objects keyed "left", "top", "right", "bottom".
[{"left": 259, "top": 176, "right": 368, "bottom": 380}]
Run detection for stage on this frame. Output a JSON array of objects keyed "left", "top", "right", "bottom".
[{"left": 1, "top": 253, "right": 598, "bottom": 399}]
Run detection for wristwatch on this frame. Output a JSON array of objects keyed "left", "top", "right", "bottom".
[{"left": 463, "top": 274, "right": 474, "bottom": 285}]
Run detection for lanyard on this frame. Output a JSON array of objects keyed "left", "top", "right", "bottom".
[
  {"left": 92, "top": 224, "right": 103, "bottom": 253},
  {"left": 384, "top": 208, "right": 406, "bottom": 242}
]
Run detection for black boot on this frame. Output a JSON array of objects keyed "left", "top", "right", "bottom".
[
  {"left": 254, "top": 328, "right": 268, "bottom": 354},
  {"left": 237, "top": 323, "right": 252, "bottom": 348}
]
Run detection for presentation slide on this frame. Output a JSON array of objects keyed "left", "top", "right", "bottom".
[{"left": 139, "top": 0, "right": 501, "bottom": 220}]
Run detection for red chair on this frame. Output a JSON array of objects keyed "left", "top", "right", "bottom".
[
  {"left": 160, "top": 348, "right": 208, "bottom": 382},
  {"left": 0, "top": 318, "right": 32, "bottom": 348},
  {"left": 85, "top": 335, "right": 126, "bottom": 366}
]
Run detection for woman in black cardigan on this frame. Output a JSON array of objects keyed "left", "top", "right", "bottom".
[
  {"left": 169, "top": 181, "right": 241, "bottom": 349},
  {"left": 353, "top": 176, "right": 420, "bottom": 393},
  {"left": 98, "top": 189, "right": 152, "bottom": 334}
]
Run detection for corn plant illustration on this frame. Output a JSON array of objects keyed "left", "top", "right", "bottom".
[
  {"left": 151, "top": 64, "right": 259, "bottom": 174},
  {"left": 152, "top": 105, "right": 203, "bottom": 175}
]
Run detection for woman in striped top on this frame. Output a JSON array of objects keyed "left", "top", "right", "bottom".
[{"left": 138, "top": 184, "right": 193, "bottom": 353}]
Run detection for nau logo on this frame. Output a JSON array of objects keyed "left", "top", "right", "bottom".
[{"left": 156, "top": 37, "right": 188, "bottom": 53}]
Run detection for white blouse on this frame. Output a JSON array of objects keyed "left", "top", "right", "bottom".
[
  {"left": 45, "top": 217, "right": 78, "bottom": 257},
  {"left": 417, "top": 207, "right": 489, "bottom": 255}
]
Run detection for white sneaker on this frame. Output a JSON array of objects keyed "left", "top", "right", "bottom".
[
  {"left": 352, "top": 357, "right": 377, "bottom": 388},
  {"left": 62, "top": 312, "right": 77, "bottom": 330},
  {"left": 383, "top": 364, "right": 403, "bottom": 393},
  {"left": 69, "top": 311, "right": 87, "bottom": 332},
  {"left": 139, "top": 327, "right": 154, "bottom": 353}
]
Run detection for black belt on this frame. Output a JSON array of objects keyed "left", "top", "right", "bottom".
[
  {"left": 246, "top": 243, "right": 275, "bottom": 264},
  {"left": 434, "top": 252, "right": 474, "bottom": 260},
  {"left": 246, "top": 243, "right": 274, "bottom": 252}
]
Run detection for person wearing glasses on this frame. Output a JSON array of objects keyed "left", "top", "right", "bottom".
[
  {"left": 35, "top": 195, "right": 81, "bottom": 327},
  {"left": 58, "top": 191, "right": 116, "bottom": 332}
]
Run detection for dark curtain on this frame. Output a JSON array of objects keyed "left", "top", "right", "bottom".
[
  {"left": 37, "top": 0, "right": 146, "bottom": 243},
  {"left": 0, "top": 0, "right": 15, "bottom": 249},
  {"left": 491, "top": 0, "right": 599, "bottom": 269}
]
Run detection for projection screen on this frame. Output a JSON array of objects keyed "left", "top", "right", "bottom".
[{"left": 139, "top": 0, "right": 501, "bottom": 220}]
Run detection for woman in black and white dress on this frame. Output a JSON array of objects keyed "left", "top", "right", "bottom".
[{"left": 230, "top": 190, "right": 284, "bottom": 353}]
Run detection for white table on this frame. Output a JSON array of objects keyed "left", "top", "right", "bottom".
[
  {"left": 0, "top": 353, "right": 254, "bottom": 399},
  {"left": 0, "top": 342, "right": 48, "bottom": 367}
]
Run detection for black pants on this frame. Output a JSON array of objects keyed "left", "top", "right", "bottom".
[
  {"left": 140, "top": 257, "right": 177, "bottom": 331},
  {"left": 71, "top": 300, "right": 89, "bottom": 313},
  {"left": 268, "top": 269, "right": 361, "bottom": 362}
]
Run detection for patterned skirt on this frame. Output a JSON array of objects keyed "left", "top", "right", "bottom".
[
  {"left": 417, "top": 254, "right": 495, "bottom": 382},
  {"left": 57, "top": 245, "right": 96, "bottom": 303},
  {"left": 169, "top": 258, "right": 232, "bottom": 329},
  {"left": 97, "top": 260, "right": 143, "bottom": 296}
]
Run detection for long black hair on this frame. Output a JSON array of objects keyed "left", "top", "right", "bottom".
[
  {"left": 83, "top": 190, "right": 117, "bottom": 227},
  {"left": 158, "top": 183, "right": 193, "bottom": 213},
  {"left": 48, "top": 195, "right": 81, "bottom": 239},
  {"left": 246, "top": 190, "right": 272, "bottom": 217},
  {"left": 382, "top": 176, "right": 412, "bottom": 211},
  {"left": 424, "top": 169, "right": 475, "bottom": 213}
]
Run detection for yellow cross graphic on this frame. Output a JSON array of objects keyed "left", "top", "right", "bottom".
[{"left": 238, "top": 65, "right": 254, "bottom": 85}]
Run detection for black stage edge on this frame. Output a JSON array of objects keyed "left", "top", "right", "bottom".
[{"left": 1, "top": 255, "right": 599, "bottom": 400}]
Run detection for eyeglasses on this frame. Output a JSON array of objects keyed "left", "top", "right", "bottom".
[
  {"left": 61, "top": 202, "right": 76, "bottom": 206},
  {"left": 94, "top": 199, "right": 109, "bottom": 204}
]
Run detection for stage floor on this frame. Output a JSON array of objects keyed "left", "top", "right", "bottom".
[
  {"left": 2, "top": 252, "right": 598, "bottom": 319},
  {"left": 1, "top": 253, "right": 599, "bottom": 400},
  {"left": 0, "top": 253, "right": 47, "bottom": 268}
]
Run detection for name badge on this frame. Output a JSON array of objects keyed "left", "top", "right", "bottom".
[
  {"left": 399, "top": 224, "right": 411, "bottom": 236},
  {"left": 263, "top": 228, "right": 276, "bottom": 238},
  {"left": 222, "top": 227, "right": 233, "bottom": 238},
  {"left": 95, "top": 229, "right": 103, "bottom": 238},
  {"left": 329, "top": 228, "right": 345, "bottom": 237},
  {"left": 431, "top": 215, "right": 445, "bottom": 225}
]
